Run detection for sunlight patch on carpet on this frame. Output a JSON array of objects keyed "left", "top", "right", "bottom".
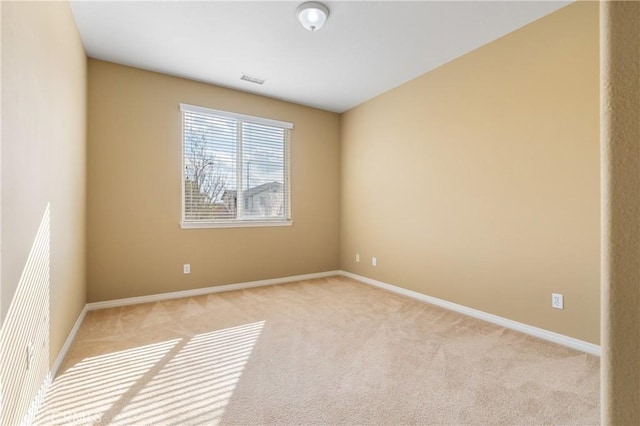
[{"left": 35, "top": 321, "right": 265, "bottom": 425}]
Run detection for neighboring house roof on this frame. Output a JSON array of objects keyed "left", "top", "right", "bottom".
[
  {"left": 223, "top": 182, "right": 282, "bottom": 199},
  {"left": 245, "top": 181, "right": 282, "bottom": 197}
]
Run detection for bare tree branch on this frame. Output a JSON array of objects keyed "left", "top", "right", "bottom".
[{"left": 184, "top": 127, "right": 228, "bottom": 219}]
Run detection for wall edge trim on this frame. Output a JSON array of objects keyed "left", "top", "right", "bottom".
[
  {"left": 340, "top": 270, "right": 601, "bottom": 356},
  {"left": 22, "top": 373, "right": 52, "bottom": 426},
  {"left": 86, "top": 270, "right": 342, "bottom": 311},
  {"left": 25, "top": 305, "right": 88, "bottom": 425}
]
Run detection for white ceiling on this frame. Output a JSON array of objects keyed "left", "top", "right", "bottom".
[{"left": 70, "top": 1, "right": 571, "bottom": 113}]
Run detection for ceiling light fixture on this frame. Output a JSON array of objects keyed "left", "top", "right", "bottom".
[{"left": 297, "top": 2, "right": 330, "bottom": 32}]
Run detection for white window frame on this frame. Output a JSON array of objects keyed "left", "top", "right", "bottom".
[{"left": 180, "top": 103, "right": 293, "bottom": 229}]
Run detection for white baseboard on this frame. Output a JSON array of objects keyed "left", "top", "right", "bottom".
[
  {"left": 29, "top": 269, "right": 599, "bottom": 423},
  {"left": 86, "top": 270, "right": 342, "bottom": 311},
  {"left": 51, "top": 305, "right": 88, "bottom": 377},
  {"left": 340, "top": 271, "right": 601, "bottom": 357},
  {"left": 35, "top": 267, "right": 598, "bottom": 424},
  {"left": 78, "top": 269, "right": 600, "bottom": 355}
]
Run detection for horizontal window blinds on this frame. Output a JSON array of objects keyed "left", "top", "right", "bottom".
[{"left": 181, "top": 104, "right": 291, "bottom": 224}]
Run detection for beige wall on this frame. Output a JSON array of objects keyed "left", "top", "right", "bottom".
[
  {"left": 340, "top": 2, "right": 600, "bottom": 343},
  {"left": 1, "top": 1, "right": 87, "bottom": 424},
  {"left": 87, "top": 60, "right": 340, "bottom": 302}
]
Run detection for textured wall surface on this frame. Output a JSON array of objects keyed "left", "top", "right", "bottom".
[
  {"left": 1, "top": 2, "right": 86, "bottom": 423},
  {"left": 340, "top": 2, "right": 600, "bottom": 343},
  {"left": 87, "top": 60, "right": 340, "bottom": 302},
  {"left": 600, "top": 1, "right": 640, "bottom": 424}
]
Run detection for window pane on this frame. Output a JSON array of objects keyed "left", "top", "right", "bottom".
[
  {"left": 184, "top": 112, "right": 237, "bottom": 221},
  {"left": 241, "top": 122, "right": 285, "bottom": 219}
]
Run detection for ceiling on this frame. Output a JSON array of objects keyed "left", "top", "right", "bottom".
[{"left": 70, "top": 1, "right": 571, "bottom": 113}]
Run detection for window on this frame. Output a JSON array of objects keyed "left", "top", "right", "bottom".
[{"left": 180, "top": 103, "right": 293, "bottom": 228}]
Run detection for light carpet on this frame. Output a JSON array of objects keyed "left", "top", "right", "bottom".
[{"left": 35, "top": 276, "right": 599, "bottom": 425}]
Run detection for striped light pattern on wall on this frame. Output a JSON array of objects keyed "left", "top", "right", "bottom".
[{"left": 0, "top": 204, "right": 51, "bottom": 425}]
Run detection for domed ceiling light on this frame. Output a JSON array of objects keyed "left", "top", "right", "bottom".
[{"left": 297, "top": 2, "right": 330, "bottom": 32}]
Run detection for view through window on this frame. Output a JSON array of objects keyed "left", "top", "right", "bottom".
[{"left": 181, "top": 104, "right": 292, "bottom": 227}]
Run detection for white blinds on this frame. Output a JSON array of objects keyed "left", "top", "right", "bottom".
[{"left": 181, "top": 104, "right": 292, "bottom": 224}]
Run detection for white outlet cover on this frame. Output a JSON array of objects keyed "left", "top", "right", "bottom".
[
  {"left": 355, "top": 254, "right": 360, "bottom": 262},
  {"left": 183, "top": 264, "right": 191, "bottom": 274},
  {"left": 26, "top": 343, "right": 34, "bottom": 370},
  {"left": 552, "top": 293, "right": 564, "bottom": 309},
  {"left": 372, "top": 257, "right": 377, "bottom": 266}
]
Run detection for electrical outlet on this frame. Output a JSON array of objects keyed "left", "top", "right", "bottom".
[
  {"left": 372, "top": 257, "right": 377, "bottom": 266},
  {"left": 355, "top": 254, "right": 360, "bottom": 262},
  {"left": 183, "top": 264, "right": 191, "bottom": 274},
  {"left": 552, "top": 293, "right": 564, "bottom": 309},
  {"left": 26, "top": 342, "right": 34, "bottom": 370}
]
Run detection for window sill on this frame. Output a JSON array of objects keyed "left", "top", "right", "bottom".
[{"left": 180, "top": 220, "right": 293, "bottom": 229}]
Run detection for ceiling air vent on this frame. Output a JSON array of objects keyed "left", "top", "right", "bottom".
[{"left": 240, "top": 74, "right": 265, "bottom": 85}]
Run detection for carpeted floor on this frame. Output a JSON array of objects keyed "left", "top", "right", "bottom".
[{"left": 35, "top": 276, "right": 599, "bottom": 425}]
